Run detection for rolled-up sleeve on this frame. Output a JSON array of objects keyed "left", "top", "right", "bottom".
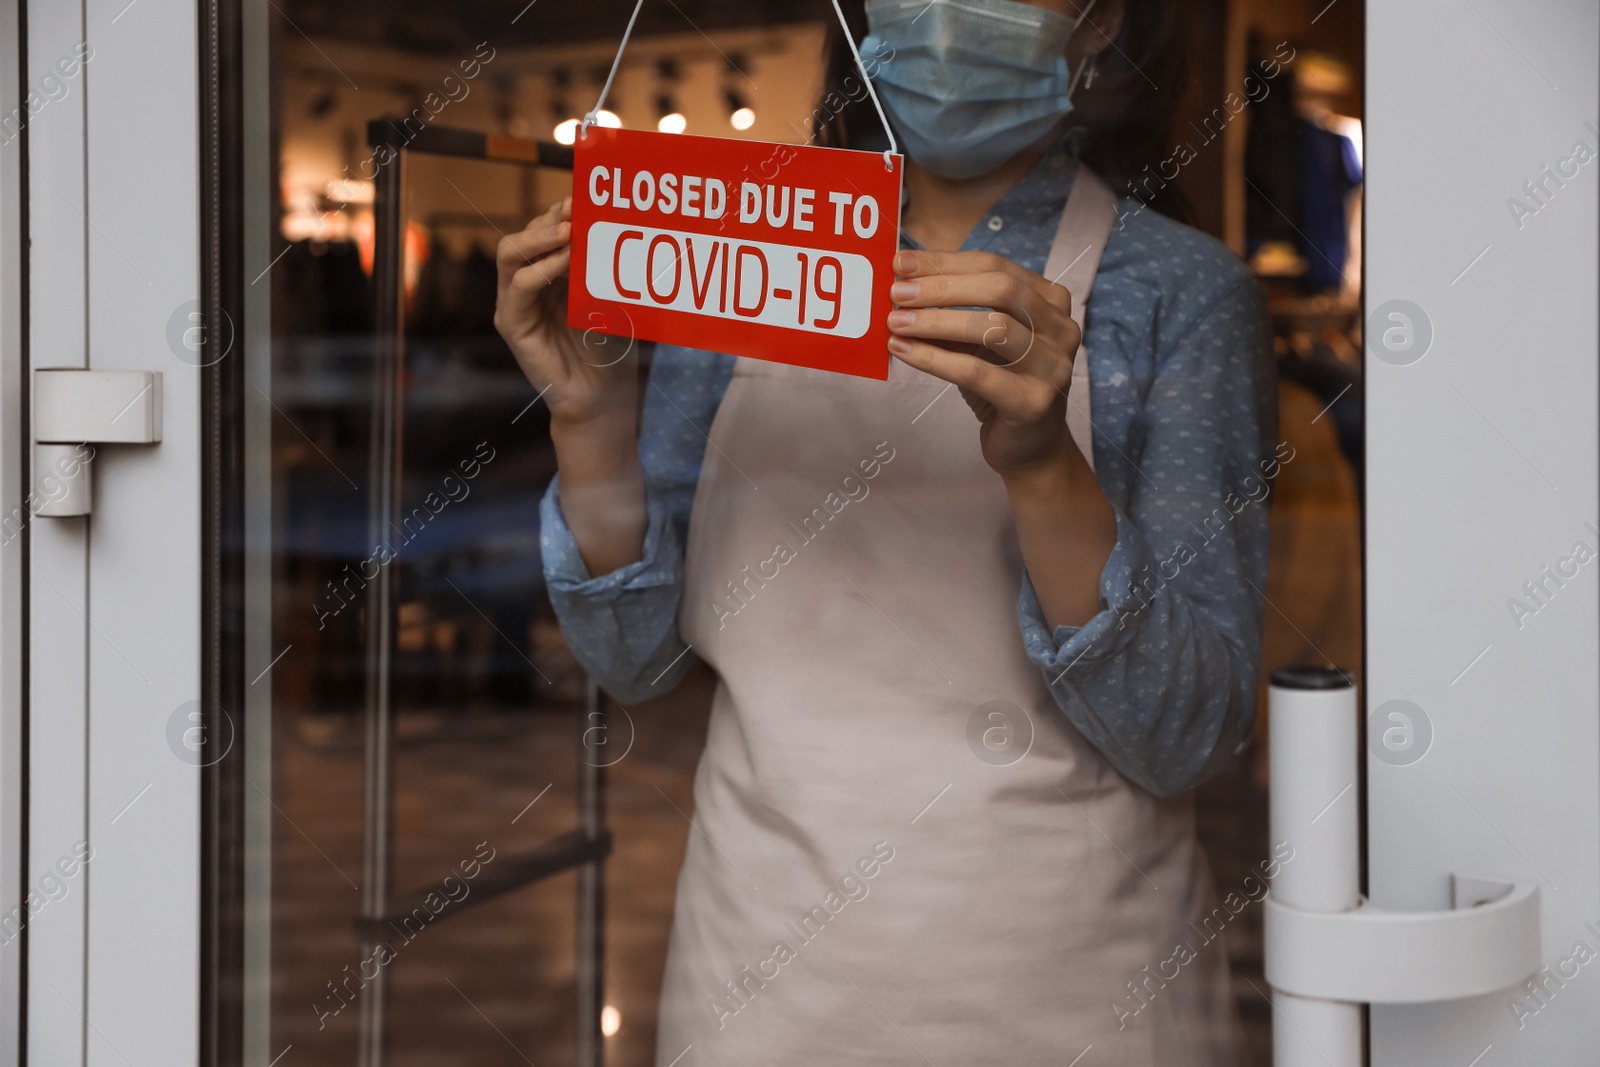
[
  {"left": 1018, "top": 260, "right": 1276, "bottom": 798},
  {"left": 539, "top": 345, "right": 734, "bottom": 704},
  {"left": 541, "top": 476, "right": 695, "bottom": 704}
]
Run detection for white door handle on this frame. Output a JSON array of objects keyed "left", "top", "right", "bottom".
[{"left": 1267, "top": 670, "right": 1543, "bottom": 1067}]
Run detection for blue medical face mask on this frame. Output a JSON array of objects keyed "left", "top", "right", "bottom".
[{"left": 861, "top": 0, "right": 1097, "bottom": 180}]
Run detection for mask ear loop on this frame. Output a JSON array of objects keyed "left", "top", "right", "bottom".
[
  {"left": 583, "top": 0, "right": 900, "bottom": 172},
  {"left": 580, "top": 0, "right": 646, "bottom": 140},
  {"left": 827, "top": 0, "right": 899, "bottom": 171}
]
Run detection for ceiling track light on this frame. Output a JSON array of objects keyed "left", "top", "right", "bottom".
[
  {"left": 724, "top": 88, "right": 754, "bottom": 131},
  {"left": 656, "top": 92, "right": 686, "bottom": 134}
]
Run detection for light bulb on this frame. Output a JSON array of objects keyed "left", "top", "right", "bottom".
[
  {"left": 596, "top": 109, "right": 622, "bottom": 128},
  {"left": 554, "top": 118, "right": 579, "bottom": 145},
  {"left": 600, "top": 1005, "right": 621, "bottom": 1037},
  {"left": 657, "top": 112, "right": 687, "bottom": 134},
  {"left": 730, "top": 107, "right": 756, "bottom": 131}
]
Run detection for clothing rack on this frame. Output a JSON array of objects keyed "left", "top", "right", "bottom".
[{"left": 361, "top": 118, "right": 607, "bottom": 1067}]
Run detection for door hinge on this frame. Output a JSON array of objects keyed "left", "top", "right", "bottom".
[{"left": 32, "top": 369, "right": 162, "bottom": 517}]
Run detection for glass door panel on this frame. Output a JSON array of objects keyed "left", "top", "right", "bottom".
[{"left": 227, "top": 4, "right": 1369, "bottom": 1066}]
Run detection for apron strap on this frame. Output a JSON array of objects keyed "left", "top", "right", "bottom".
[{"left": 1042, "top": 164, "right": 1119, "bottom": 471}]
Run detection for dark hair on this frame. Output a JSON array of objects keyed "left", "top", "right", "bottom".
[{"left": 814, "top": 0, "right": 1194, "bottom": 222}]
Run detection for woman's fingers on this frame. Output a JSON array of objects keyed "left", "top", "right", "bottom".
[
  {"left": 496, "top": 197, "right": 574, "bottom": 299},
  {"left": 888, "top": 335, "right": 1058, "bottom": 417},
  {"left": 889, "top": 249, "right": 1077, "bottom": 388},
  {"left": 509, "top": 249, "right": 571, "bottom": 294},
  {"left": 894, "top": 249, "right": 1074, "bottom": 317},
  {"left": 496, "top": 217, "right": 570, "bottom": 280},
  {"left": 887, "top": 306, "right": 1059, "bottom": 378},
  {"left": 887, "top": 250, "right": 1083, "bottom": 387},
  {"left": 499, "top": 249, "right": 572, "bottom": 325},
  {"left": 891, "top": 270, "right": 1067, "bottom": 342}
]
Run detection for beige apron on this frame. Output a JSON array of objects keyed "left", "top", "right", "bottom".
[{"left": 660, "top": 168, "right": 1244, "bottom": 1066}]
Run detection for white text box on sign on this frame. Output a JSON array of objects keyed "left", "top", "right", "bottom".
[{"left": 584, "top": 221, "right": 875, "bottom": 340}]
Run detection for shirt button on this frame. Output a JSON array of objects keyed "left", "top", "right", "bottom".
[{"left": 986, "top": 215, "right": 1004, "bottom": 232}]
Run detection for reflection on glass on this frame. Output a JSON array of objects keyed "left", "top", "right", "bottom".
[{"left": 239, "top": 5, "right": 1364, "bottom": 1066}]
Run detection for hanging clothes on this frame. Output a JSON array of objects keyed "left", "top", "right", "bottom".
[{"left": 1296, "top": 119, "right": 1362, "bottom": 290}]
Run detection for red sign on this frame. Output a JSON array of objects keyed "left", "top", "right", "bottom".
[{"left": 567, "top": 128, "right": 902, "bottom": 380}]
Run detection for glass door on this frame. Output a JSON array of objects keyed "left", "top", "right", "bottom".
[
  {"left": 10, "top": 0, "right": 1500, "bottom": 1063},
  {"left": 218, "top": 4, "right": 1372, "bottom": 1064}
]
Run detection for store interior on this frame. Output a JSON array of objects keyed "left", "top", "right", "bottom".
[{"left": 260, "top": 1, "right": 1366, "bottom": 1063}]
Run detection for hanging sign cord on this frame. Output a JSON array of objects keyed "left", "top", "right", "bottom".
[
  {"left": 828, "top": 0, "right": 898, "bottom": 170},
  {"left": 581, "top": 0, "right": 647, "bottom": 139},
  {"left": 583, "top": 0, "right": 899, "bottom": 171}
]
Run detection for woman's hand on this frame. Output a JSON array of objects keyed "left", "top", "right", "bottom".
[
  {"left": 887, "top": 249, "right": 1115, "bottom": 629},
  {"left": 494, "top": 195, "right": 638, "bottom": 435},
  {"left": 495, "top": 197, "right": 649, "bottom": 578},
  {"left": 885, "top": 249, "right": 1082, "bottom": 478}
]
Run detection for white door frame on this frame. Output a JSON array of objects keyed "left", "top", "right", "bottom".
[
  {"left": 19, "top": 0, "right": 204, "bottom": 1063},
  {"left": 25, "top": 0, "right": 93, "bottom": 1060},
  {"left": 0, "top": 0, "right": 28, "bottom": 1058},
  {"left": 1366, "top": 0, "right": 1599, "bottom": 1063}
]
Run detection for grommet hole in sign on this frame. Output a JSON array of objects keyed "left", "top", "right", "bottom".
[{"left": 565, "top": 0, "right": 904, "bottom": 380}]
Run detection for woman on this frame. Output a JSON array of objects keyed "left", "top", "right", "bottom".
[{"left": 496, "top": 0, "right": 1275, "bottom": 1062}]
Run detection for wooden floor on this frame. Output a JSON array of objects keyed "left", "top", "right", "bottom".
[{"left": 268, "top": 380, "right": 1363, "bottom": 1067}]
